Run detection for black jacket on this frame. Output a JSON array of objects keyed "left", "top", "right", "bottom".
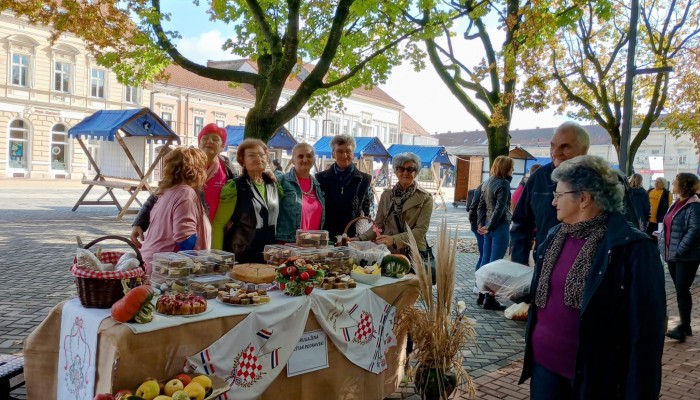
[
  {"left": 315, "top": 164, "right": 373, "bottom": 238},
  {"left": 132, "top": 155, "right": 237, "bottom": 231},
  {"left": 477, "top": 176, "right": 512, "bottom": 232},
  {"left": 658, "top": 195, "right": 700, "bottom": 262},
  {"left": 628, "top": 187, "right": 651, "bottom": 228},
  {"left": 467, "top": 184, "right": 483, "bottom": 228},
  {"left": 520, "top": 212, "right": 666, "bottom": 400}
]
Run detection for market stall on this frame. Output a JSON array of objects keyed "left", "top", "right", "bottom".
[
  {"left": 68, "top": 108, "right": 179, "bottom": 220},
  {"left": 387, "top": 144, "right": 452, "bottom": 210},
  {"left": 24, "top": 277, "right": 418, "bottom": 400},
  {"left": 225, "top": 126, "right": 298, "bottom": 171}
]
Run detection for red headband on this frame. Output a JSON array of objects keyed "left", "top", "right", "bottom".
[{"left": 197, "top": 123, "right": 227, "bottom": 145}]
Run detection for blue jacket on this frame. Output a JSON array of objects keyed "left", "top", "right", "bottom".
[
  {"left": 658, "top": 195, "right": 700, "bottom": 263},
  {"left": 628, "top": 187, "right": 651, "bottom": 229},
  {"left": 275, "top": 170, "right": 325, "bottom": 243},
  {"left": 520, "top": 212, "right": 666, "bottom": 399}
]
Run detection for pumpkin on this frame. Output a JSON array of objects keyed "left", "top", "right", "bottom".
[
  {"left": 380, "top": 254, "right": 411, "bottom": 278},
  {"left": 111, "top": 282, "right": 155, "bottom": 323}
]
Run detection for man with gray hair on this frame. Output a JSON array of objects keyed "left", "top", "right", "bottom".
[{"left": 510, "top": 122, "right": 591, "bottom": 265}]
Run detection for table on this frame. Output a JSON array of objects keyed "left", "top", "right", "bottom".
[{"left": 24, "top": 279, "right": 419, "bottom": 399}]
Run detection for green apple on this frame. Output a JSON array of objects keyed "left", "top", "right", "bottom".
[
  {"left": 164, "top": 379, "right": 184, "bottom": 396},
  {"left": 170, "top": 391, "right": 189, "bottom": 400}
]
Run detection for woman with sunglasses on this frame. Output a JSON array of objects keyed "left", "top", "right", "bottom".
[{"left": 357, "top": 152, "right": 433, "bottom": 258}]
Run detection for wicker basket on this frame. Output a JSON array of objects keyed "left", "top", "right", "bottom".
[
  {"left": 343, "top": 216, "right": 380, "bottom": 238},
  {"left": 71, "top": 235, "right": 145, "bottom": 309}
]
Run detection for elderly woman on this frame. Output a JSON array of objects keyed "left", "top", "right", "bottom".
[
  {"left": 357, "top": 152, "right": 433, "bottom": 256},
  {"left": 139, "top": 147, "right": 211, "bottom": 274},
  {"left": 628, "top": 173, "right": 651, "bottom": 230},
  {"left": 316, "top": 134, "right": 373, "bottom": 238},
  {"left": 131, "top": 123, "right": 236, "bottom": 247},
  {"left": 647, "top": 176, "right": 673, "bottom": 237},
  {"left": 520, "top": 155, "right": 665, "bottom": 400},
  {"left": 658, "top": 173, "right": 700, "bottom": 343},
  {"left": 275, "top": 143, "right": 325, "bottom": 242},
  {"left": 212, "top": 139, "right": 282, "bottom": 263}
]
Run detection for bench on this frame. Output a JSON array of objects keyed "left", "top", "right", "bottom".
[
  {"left": 0, "top": 354, "right": 24, "bottom": 400},
  {"left": 73, "top": 175, "right": 150, "bottom": 220}
]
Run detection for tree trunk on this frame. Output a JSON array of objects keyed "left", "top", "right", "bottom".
[
  {"left": 486, "top": 125, "right": 510, "bottom": 166},
  {"left": 244, "top": 107, "right": 279, "bottom": 142}
]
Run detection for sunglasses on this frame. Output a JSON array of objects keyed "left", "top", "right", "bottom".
[{"left": 396, "top": 167, "right": 417, "bottom": 174}]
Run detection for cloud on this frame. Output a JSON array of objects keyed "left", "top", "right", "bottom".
[{"left": 175, "top": 30, "right": 233, "bottom": 65}]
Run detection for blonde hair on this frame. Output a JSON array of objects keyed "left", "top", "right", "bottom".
[
  {"left": 490, "top": 155, "right": 514, "bottom": 178},
  {"left": 156, "top": 147, "right": 208, "bottom": 195},
  {"left": 629, "top": 173, "right": 643, "bottom": 188}
]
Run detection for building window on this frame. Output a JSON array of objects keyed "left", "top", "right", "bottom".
[
  {"left": 11, "top": 54, "right": 30, "bottom": 87},
  {"left": 50, "top": 124, "right": 68, "bottom": 171},
  {"left": 297, "top": 116, "right": 306, "bottom": 137},
  {"left": 310, "top": 119, "right": 319, "bottom": 139},
  {"left": 342, "top": 117, "right": 351, "bottom": 135},
  {"left": 216, "top": 119, "right": 225, "bottom": 128},
  {"left": 193, "top": 116, "right": 204, "bottom": 136},
  {"left": 678, "top": 155, "right": 687, "bottom": 165},
  {"left": 237, "top": 116, "right": 246, "bottom": 126},
  {"left": 9, "top": 120, "right": 28, "bottom": 169},
  {"left": 124, "top": 86, "right": 138, "bottom": 103},
  {"left": 54, "top": 61, "right": 71, "bottom": 93},
  {"left": 87, "top": 139, "right": 100, "bottom": 172},
  {"left": 161, "top": 112, "right": 173, "bottom": 127},
  {"left": 651, "top": 149, "right": 660, "bottom": 155},
  {"left": 389, "top": 125, "right": 399, "bottom": 143},
  {"left": 90, "top": 68, "right": 106, "bottom": 98}
]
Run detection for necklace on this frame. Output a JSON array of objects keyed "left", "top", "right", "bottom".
[{"left": 302, "top": 184, "right": 314, "bottom": 196}]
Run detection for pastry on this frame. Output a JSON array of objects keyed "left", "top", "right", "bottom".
[
  {"left": 156, "top": 293, "right": 207, "bottom": 315},
  {"left": 231, "top": 263, "right": 277, "bottom": 283}
]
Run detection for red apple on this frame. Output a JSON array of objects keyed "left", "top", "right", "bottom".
[
  {"left": 300, "top": 272, "right": 310, "bottom": 281},
  {"left": 286, "top": 266, "right": 298, "bottom": 276},
  {"left": 114, "top": 389, "right": 132, "bottom": 400},
  {"left": 175, "top": 373, "right": 192, "bottom": 386},
  {"left": 279, "top": 283, "right": 286, "bottom": 290},
  {"left": 307, "top": 269, "right": 316, "bottom": 278},
  {"left": 93, "top": 394, "right": 115, "bottom": 400},
  {"left": 304, "top": 286, "right": 313, "bottom": 295}
]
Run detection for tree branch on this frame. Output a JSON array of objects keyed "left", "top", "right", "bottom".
[{"left": 244, "top": 0, "right": 282, "bottom": 54}]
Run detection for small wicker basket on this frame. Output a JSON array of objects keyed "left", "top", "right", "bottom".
[
  {"left": 71, "top": 235, "right": 145, "bottom": 309},
  {"left": 343, "top": 216, "right": 380, "bottom": 238}
]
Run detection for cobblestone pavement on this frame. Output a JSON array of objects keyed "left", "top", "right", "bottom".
[{"left": 1, "top": 180, "right": 698, "bottom": 399}]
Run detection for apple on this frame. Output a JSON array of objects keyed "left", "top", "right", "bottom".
[
  {"left": 174, "top": 374, "right": 191, "bottom": 386},
  {"left": 184, "top": 382, "right": 206, "bottom": 400},
  {"left": 300, "top": 272, "right": 310, "bottom": 281},
  {"left": 307, "top": 269, "right": 316, "bottom": 278},
  {"left": 279, "top": 282, "right": 286, "bottom": 290},
  {"left": 93, "top": 394, "right": 115, "bottom": 400},
  {"left": 304, "top": 286, "right": 313, "bottom": 295},
  {"left": 114, "top": 389, "right": 133, "bottom": 400},
  {"left": 164, "top": 379, "right": 184, "bottom": 396},
  {"left": 286, "top": 266, "right": 298, "bottom": 276},
  {"left": 170, "top": 390, "right": 189, "bottom": 400}
]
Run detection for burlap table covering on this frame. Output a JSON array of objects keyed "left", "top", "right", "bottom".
[{"left": 25, "top": 278, "right": 419, "bottom": 399}]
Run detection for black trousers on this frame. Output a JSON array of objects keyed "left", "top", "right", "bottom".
[
  {"left": 646, "top": 222, "right": 659, "bottom": 237},
  {"left": 668, "top": 260, "right": 700, "bottom": 329}
]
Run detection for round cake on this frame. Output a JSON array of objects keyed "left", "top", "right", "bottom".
[
  {"left": 156, "top": 293, "right": 207, "bottom": 315},
  {"left": 231, "top": 263, "right": 276, "bottom": 284}
]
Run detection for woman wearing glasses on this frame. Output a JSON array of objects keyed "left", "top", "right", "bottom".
[
  {"left": 212, "top": 139, "right": 282, "bottom": 263},
  {"left": 520, "top": 155, "right": 665, "bottom": 400},
  {"left": 357, "top": 152, "right": 433, "bottom": 258}
]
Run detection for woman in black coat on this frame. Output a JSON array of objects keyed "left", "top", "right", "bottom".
[
  {"left": 520, "top": 155, "right": 666, "bottom": 400},
  {"left": 659, "top": 172, "right": 700, "bottom": 342}
]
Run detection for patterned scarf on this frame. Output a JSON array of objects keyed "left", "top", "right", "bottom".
[
  {"left": 535, "top": 213, "right": 608, "bottom": 309},
  {"left": 391, "top": 182, "right": 417, "bottom": 216},
  {"left": 205, "top": 155, "right": 220, "bottom": 182}
]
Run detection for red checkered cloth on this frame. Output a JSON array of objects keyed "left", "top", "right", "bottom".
[{"left": 71, "top": 251, "right": 144, "bottom": 279}]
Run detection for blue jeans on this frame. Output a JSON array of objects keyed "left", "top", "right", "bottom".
[
  {"left": 471, "top": 224, "right": 485, "bottom": 270},
  {"left": 530, "top": 363, "right": 574, "bottom": 400},
  {"left": 482, "top": 223, "right": 509, "bottom": 265}
]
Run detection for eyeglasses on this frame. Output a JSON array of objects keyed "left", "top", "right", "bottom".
[
  {"left": 200, "top": 136, "right": 222, "bottom": 143},
  {"left": 396, "top": 167, "right": 417, "bottom": 174},
  {"left": 552, "top": 190, "right": 579, "bottom": 199},
  {"left": 245, "top": 153, "right": 267, "bottom": 160}
]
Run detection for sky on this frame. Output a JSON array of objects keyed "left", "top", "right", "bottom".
[{"left": 160, "top": 2, "right": 569, "bottom": 135}]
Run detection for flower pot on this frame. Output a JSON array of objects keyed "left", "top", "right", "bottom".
[{"left": 415, "top": 365, "right": 457, "bottom": 400}]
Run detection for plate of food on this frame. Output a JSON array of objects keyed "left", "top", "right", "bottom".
[
  {"left": 154, "top": 307, "right": 213, "bottom": 318},
  {"left": 216, "top": 296, "right": 270, "bottom": 306},
  {"left": 154, "top": 293, "right": 211, "bottom": 317}
]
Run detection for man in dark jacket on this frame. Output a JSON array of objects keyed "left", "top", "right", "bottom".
[
  {"left": 316, "top": 134, "right": 373, "bottom": 239},
  {"left": 467, "top": 184, "right": 484, "bottom": 270},
  {"left": 510, "top": 122, "right": 591, "bottom": 265}
]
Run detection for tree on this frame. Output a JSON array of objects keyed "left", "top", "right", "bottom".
[
  {"left": 415, "top": 0, "right": 587, "bottom": 163},
  {"left": 548, "top": 0, "right": 700, "bottom": 174},
  {"left": 6, "top": 0, "right": 426, "bottom": 141}
]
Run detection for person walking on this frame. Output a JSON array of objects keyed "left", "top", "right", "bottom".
[
  {"left": 647, "top": 177, "right": 673, "bottom": 237},
  {"left": 520, "top": 155, "right": 666, "bottom": 400},
  {"left": 467, "top": 184, "right": 485, "bottom": 270},
  {"left": 477, "top": 155, "right": 514, "bottom": 265},
  {"left": 659, "top": 172, "right": 700, "bottom": 343},
  {"left": 628, "top": 173, "right": 651, "bottom": 231}
]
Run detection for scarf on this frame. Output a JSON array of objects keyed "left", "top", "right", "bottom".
[
  {"left": 391, "top": 182, "right": 417, "bottom": 216},
  {"left": 535, "top": 213, "right": 608, "bottom": 309},
  {"left": 205, "top": 155, "right": 221, "bottom": 182}
]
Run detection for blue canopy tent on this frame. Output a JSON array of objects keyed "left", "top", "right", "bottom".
[
  {"left": 68, "top": 107, "right": 180, "bottom": 220},
  {"left": 313, "top": 136, "right": 391, "bottom": 161},
  {"left": 387, "top": 144, "right": 453, "bottom": 210},
  {"left": 224, "top": 126, "right": 298, "bottom": 152}
]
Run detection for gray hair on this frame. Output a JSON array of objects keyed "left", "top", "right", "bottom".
[
  {"left": 554, "top": 121, "right": 590, "bottom": 152},
  {"left": 330, "top": 134, "right": 356, "bottom": 149},
  {"left": 392, "top": 152, "right": 421, "bottom": 171},
  {"left": 551, "top": 155, "right": 623, "bottom": 213},
  {"left": 292, "top": 142, "right": 314, "bottom": 158}
]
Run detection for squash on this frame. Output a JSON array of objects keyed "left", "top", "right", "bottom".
[
  {"left": 111, "top": 282, "right": 155, "bottom": 323},
  {"left": 380, "top": 254, "right": 411, "bottom": 278}
]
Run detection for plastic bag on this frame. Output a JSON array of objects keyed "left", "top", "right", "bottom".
[
  {"left": 504, "top": 303, "right": 529, "bottom": 320},
  {"left": 115, "top": 251, "right": 141, "bottom": 271},
  {"left": 475, "top": 259, "right": 533, "bottom": 302},
  {"left": 75, "top": 248, "right": 104, "bottom": 271},
  {"left": 347, "top": 241, "right": 391, "bottom": 266}
]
